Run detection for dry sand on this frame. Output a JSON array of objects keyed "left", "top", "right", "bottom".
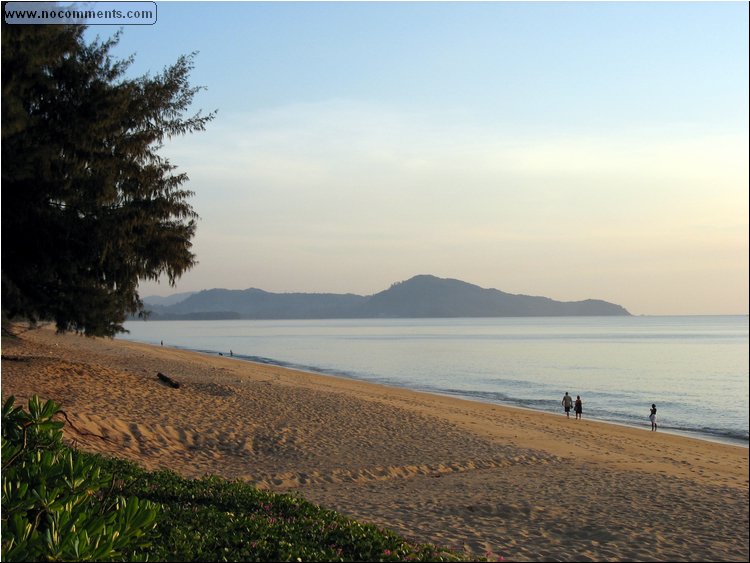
[{"left": 2, "top": 326, "right": 748, "bottom": 562}]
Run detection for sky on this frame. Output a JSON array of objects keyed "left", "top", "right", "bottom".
[{"left": 91, "top": 1, "right": 748, "bottom": 315}]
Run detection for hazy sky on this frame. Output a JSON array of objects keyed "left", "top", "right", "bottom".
[{"left": 96, "top": 1, "right": 748, "bottom": 315}]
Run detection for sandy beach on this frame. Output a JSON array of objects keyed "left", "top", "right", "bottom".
[{"left": 2, "top": 326, "right": 748, "bottom": 562}]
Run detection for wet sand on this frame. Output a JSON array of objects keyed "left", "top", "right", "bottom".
[{"left": 2, "top": 326, "right": 748, "bottom": 561}]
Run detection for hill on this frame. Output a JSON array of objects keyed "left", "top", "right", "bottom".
[
  {"left": 142, "top": 291, "right": 196, "bottom": 307},
  {"left": 146, "top": 275, "right": 630, "bottom": 319}
]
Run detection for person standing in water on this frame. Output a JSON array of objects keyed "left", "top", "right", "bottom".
[
  {"left": 561, "top": 392, "right": 573, "bottom": 418},
  {"left": 649, "top": 404, "right": 658, "bottom": 431},
  {"left": 574, "top": 395, "right": 583, "bottom": 420}
]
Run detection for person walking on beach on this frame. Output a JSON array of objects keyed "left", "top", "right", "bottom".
[
  {"left": 562, "top": 392, "right": 573, "bottom": 418},
  {"left": 574, "top": 395, "right": 583, "bottom": 420},
  {"left": 649, "top": 404, "right": 658, "bottom": 431}
]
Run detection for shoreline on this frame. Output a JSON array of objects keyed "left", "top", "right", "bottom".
[
  {"left": 123, "top": 337, "right": 750, "bottom": 449},
  {"left": 2, "top": 327, "right": 749, "bottom": 561}
]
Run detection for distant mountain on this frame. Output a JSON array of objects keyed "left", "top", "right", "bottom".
[
  {"left": 359, "top": 275, "right": 629, "bottom": 317},
  {"left": 144, "top": 275, "right": 630, "bottom": 320},
  {"left": 142, "top": 292, "right": 196, "bottom": 307},
  {"left": 159, "top": 288, "right": 364, "bottom": 319}
]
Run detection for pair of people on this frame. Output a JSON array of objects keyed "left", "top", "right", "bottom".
[{"left": 561, "top": 392, "right": 583, "bottom": 420}]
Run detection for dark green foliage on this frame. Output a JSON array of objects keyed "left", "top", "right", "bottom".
[
  {"left": 1, "top": 396, "right": 160, "bottom": 561},
  {"left": 1, "top": 22, "right": 214, "bottom": 336},
  {"left": 92, "top": 455, "right": 474, "bottom": 562},
  {"left": 2, "top": 395, "right": 484, "bottom": 561}
]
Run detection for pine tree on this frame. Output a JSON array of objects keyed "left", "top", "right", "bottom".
[{"left": 2, "top": 22, "right": 215, "bottom": 336}]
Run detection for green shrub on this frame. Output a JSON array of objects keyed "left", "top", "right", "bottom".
[
  {"left": 2, "top": 395, "right": 488, "bottom": 562},
  {"left": 1, "top": 396, "right": 160, "bottom": 561},
  {"left": 90, "top": 455, "right": 471, "bottom": 562}
]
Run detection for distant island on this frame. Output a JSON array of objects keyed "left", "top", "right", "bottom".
[{"left": 141, "top": 275, "right": 630, "bottom": 320}]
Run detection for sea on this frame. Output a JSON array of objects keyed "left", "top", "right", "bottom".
[{"left": 120, "top": 315, "right": 749, "bottom": 447}]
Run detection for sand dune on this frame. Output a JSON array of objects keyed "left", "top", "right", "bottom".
[{"left": 2, "top": 326, "right": 748, "bottom": 561}]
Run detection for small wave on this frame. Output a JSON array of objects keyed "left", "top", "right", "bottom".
[{"left": 128, "top": 323, "right": 748, "bottom": 449}]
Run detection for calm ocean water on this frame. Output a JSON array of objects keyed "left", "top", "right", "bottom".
[{"left": 120, "top": 316, "right": 749, "bottom": 447}]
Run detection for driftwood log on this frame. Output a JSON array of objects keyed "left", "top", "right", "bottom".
[{"left": 157, "top": 372, "right": 180, "bottom": 389}]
